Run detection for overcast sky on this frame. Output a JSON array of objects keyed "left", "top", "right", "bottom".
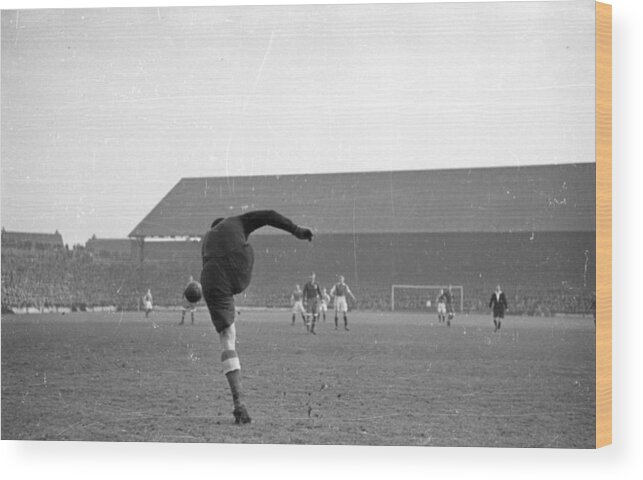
[{"left": 1, "top": 0, "right": 595, "bottom": 245}]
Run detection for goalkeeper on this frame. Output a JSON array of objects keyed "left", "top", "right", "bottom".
[{"left": 200, "top": 210, "right": 313, "bottom": 425}]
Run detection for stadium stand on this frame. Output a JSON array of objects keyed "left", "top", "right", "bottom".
[{"left": 127, "top": 164, "right": 596, "bottom": 315}]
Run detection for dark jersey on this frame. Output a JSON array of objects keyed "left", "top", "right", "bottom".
[
  {"left": 303, "top": 281, "right": 322, "bottom": 300},
  {"left": 201, "top": 210, "right": 300, "bottom": 295},
  {"left": 199, "top": 210, "right": 309, "bottom": 333},
  {"left": 489, "top": 291, "right": 508, "bottom": 315},
  {"left": 444, "top": 290, "right": 453, "bottom": 306}
]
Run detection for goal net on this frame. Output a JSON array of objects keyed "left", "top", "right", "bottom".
[{"left": 391, "top": 285, "right": 464, "bottom": 312}]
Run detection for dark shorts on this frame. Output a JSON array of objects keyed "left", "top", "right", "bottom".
[
  {"left": 493, "top": 308, "right": 505, "bottom": 319},
  {"left": 204, "top": 294, "right": 236, "bottom": 333},
  {"left": 201, "top": 260, "right": 244, "bottom": 333}
]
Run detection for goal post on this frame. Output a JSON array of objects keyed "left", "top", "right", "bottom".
[{"left": 391, "top": 285, "right": 464, "bottom": 312}]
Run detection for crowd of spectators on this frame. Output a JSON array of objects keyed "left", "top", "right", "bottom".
[
  {"left": 2, "top": 245, "right": 595, "bottom": 317},
  {"left": 1, "top": 244, "right": 205, "bottom": 312},
  {"left": 506, "top": 288, "right": 595, "bottom": 316},
  {"left": 2, "top": 245, "right": 132, "bottom": 311}
]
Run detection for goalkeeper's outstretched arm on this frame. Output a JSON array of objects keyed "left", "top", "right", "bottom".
[{"left": 239, "top": 210, "right": 313, "bottom": 241}]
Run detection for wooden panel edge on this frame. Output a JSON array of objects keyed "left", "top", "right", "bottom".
[{"left": 595, "top": 1, "right": 612, "bottom": 449}]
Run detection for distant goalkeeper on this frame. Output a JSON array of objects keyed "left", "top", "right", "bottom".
[{"left": 200, "top": 210, "right": 313, "bottom": 425}]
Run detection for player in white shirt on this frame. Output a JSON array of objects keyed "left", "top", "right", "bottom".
[
  {"left": 142, "top": 289, "right": 153, "bottom": 318},
  {"left": 330, "top": 276, "right": 356, "bottom": 331},
  {"left": 319, "top": 288, "right": 331, "bottom": 322},
  {"left": 290, "top": 284, "right": 308, "bottom": 327},
  {"left": 436, "top": 289, "right": 447, "bottom": 324},
  {"left": 180, "top": 276, "right": 201, "bottom": 325}
]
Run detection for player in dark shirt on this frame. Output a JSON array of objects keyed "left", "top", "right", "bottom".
[
  {"left": 444, "top": 285, "right": 455, "bottom": 327},
  {"left": 489, "top": 285, "right": 508, "bottom": 332},
  {"left": 302, "top": 273, "right": 322, "bottom": 334},
  {"left": 200, "top": 210, "right": 313, "bottom": 424}
]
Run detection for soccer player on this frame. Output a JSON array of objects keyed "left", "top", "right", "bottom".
[
  {"left": 142, "top": 289, "right": 153, "bottom": 318},
  {"left": 179, "top": 275, "right": 201, "bottom": 325},
  {"left": 302, "top": 273, "right": 322, "bottom": 334},
  {"left": 291, "top": 284, "right": 307, "bottom": 327},
  {"left": 319, "top": 287, "right": 331, "bottom": 322},
  {"left": 489, "top": 285, "right": 508, "bottom": 332},
  {"left": 330, "top": 275, "right": 356, "bottom": 331},
  {"left": 436, "top": 289, "right": 447, "bottom": 324},
  {"left": 200, "top": 210, "right": 313, "bottom": 424},
  {"left": 445, "top": 285, "right": 455, "bottom": 327}
]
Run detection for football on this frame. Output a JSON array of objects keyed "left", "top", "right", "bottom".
[{"left": 184, "top": 282, "right": 202, "bottom": 303}]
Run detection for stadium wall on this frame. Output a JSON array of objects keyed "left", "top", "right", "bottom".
[{"left": 126, "top": 163, "right": 596, "bottom": 312}]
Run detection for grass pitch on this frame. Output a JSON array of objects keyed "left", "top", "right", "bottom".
[{"left": 1, "top": 310, "right": 595, "bottom": 447}]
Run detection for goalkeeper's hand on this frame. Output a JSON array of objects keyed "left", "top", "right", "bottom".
[{"left": 294, "top": 226, "right": 314, "bottom": 242}]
